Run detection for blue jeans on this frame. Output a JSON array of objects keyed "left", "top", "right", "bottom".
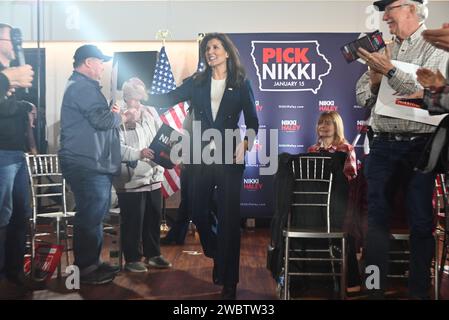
[
  {"left": 364, "top": 136, "right": 435, "bottom": 298},
  {"left": 60, "top": 160, "right": 112, "bottom": 274},
  {"left": 0, "top": 150, "right": 31, "bottom": 279}
]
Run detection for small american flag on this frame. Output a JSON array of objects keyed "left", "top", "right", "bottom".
[
  {"left": 151, "top": 47, "right": 188, "bottom": 198},
  {"left": 150, "top": 46, "right": 177, "bottom": 95}
]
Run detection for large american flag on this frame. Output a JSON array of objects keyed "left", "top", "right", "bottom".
[{"left": 151, "top": 47, "right": 188, "bottom": 198}]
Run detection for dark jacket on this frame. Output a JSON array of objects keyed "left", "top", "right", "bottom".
[
  {"left": 148, "top": 73, "right": 259, "bottom": 165},
  {"left": 416, "top": 114, "right": 449, "bottom": 174},
  {"left": 0, "top": 72, "right": 10, "bottom": 102},
  {"left": 58, "top": 71, "right": 121, "bottom": 174},
  {"left": 0, "top": 64, "right": 33, "bottom": 151},
  {"left": 267, "top": 153, "right": 294, "bottom": 279},
  {"left": 267, "top": 152, "right": 349, "bottom": 279}
]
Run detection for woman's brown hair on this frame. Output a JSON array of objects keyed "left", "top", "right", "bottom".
[
  {"left": 194, "top": 33, "right": 246, "bottom": 88},
  {"left": 316, "top": 111, "right": 347, "bottom": 145}
]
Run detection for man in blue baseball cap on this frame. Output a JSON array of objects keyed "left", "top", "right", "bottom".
[
  {"left": 59, "top": 44, "right": 122, "bottom": 285},
  {"left": 73, "top": 44, "right": 111, "bottom": 67},
  {"left": 72, "top": 44, "right": 112, "bottom": 80}
]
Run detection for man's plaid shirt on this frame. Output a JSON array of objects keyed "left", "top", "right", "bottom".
[{"left": 356, "top": 24, "right": 449, "bottom": 133}]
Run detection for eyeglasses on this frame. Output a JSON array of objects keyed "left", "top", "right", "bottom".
[{"left": 384, "top": 3, "right": 410, "bottom": 14}]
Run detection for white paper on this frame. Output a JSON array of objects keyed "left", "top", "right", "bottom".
[{"left": 374, "top": 60, "right": 445, "bottom": 126}]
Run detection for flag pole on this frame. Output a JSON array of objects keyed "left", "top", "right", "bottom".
[
  {"left": 156, "top": 29, "right": 170, "bottom": 48},
  {"left": 155, "top": 29, "right": 171, "bottom": 235},
  {"left": 161, "top": 192, "right": 169, "bottom": 235}
]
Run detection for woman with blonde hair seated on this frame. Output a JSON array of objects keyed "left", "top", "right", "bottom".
[
  {"left": 308, "top": 111, "right": 357, "bottom": 181},
  {"left": 307, "top": 111, "right": 361, "bottom": 293}
]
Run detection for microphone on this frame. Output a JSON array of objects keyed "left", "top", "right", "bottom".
[{"left": 10, "top": 28, "right": 29, "bottom": 93}]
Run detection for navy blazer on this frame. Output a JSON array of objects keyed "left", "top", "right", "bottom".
[{"left": 149, "top": 73, "right": 259, "bottom": 164}]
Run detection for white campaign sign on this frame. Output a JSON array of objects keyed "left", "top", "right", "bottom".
[{"left": 374, "top": 60, "right": 446, "bottom": 126}]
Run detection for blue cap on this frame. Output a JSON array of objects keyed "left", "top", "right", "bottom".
[{"left": 74, "top": 44, "right": 111, "bottom": 64}]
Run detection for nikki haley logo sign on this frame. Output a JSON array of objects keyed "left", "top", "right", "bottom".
[
  {"left": 318, "top": 100, "right": 338, "bottom": 112},
  {"left": 281, "top": 120, "right": 300, "bottom": 132},
  {"left": 251, "top": 41, "right": 332, "bottom": 93},
  {"left": 243, "top": 178, "right": 263, "bottom": 191}
]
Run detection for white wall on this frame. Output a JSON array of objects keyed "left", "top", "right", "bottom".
[{"left": 2, "top": 1, "right": 449, "bottom": 41}]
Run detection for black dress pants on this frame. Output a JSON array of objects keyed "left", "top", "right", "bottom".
[
  {"left": 192, "top": 164, "right": 244, "bottom": 286},
  {"left": 117, "top": 189, "right": 162, "bottom": 263}
]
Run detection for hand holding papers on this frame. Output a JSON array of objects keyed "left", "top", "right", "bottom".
[{"left": 374, "top": 60, "right": 446, "bottom": 126}]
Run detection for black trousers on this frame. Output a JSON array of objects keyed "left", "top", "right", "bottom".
[
  {"left": 117, "top": 189, "right": 162, "bottom": 263},
  {"left": 192, "top": 164, "right": 244, "bottom": 286},
  {"left": 365, "top": 137, "right": 435, "bottom": 297}
]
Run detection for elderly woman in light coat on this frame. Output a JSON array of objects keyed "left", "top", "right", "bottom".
[{"left": 113, "top": 77, "right": 171, "bottom": 272}]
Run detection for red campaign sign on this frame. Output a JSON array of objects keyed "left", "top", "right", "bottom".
[
  {"left": 228, "top": 33, "right": 369, "bottom": 218},
  {"left": 251, "top": 41, "right": 332, "bottom": 93},
  {"left": 24, "top": 244, "right": 64, "bottom": 281}
]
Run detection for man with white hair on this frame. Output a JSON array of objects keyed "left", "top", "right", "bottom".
[{"left": 355, "top": 0, "right": 448, "bottom": 299}]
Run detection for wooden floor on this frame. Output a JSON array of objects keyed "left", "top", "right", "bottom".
[
  {"left": 16, "top": 228, "right": 449, "bottom": 300},
  {"left": 28, "top": 228, "right": 277, "bottom": 300}
]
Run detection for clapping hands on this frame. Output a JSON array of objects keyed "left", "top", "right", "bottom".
[
  {"left": 416, "top": 68, "right": 446, "bottom": 89},
  {"left": 422, "top": 23, "right": 449, "bottom": 52}
]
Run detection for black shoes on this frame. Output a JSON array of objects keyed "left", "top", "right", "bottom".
[
  {"left": 221, "top": 284, "right": 237, "bottom": 300},
  {"left": 212, "top": 260, "right": 236, "bottom": 299},
  {"left": 6, "top": 272, "right": 26, "bottom": 287},
  {"left": 80, "top": 268, "right": 115, "bottom": 285},
  {"left": 160, "top": 237, "right": 184, "bottom": 245},
  {"left": 0, "top": 278, "right": 30, "bottom": 299},
  {"left": 98, "top": 262, "right": 121, "bottom": 275},
  {"left": 366, "top": 289, "right": 385, "bottom": 300},
  {"left": 160, "top": 237, "right": 175, "bottom": 245},
  {"left": 145, "top": 255, "right": 172, "bottom": 269}
]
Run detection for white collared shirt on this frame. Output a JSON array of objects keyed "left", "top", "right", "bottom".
[{"left": 211, "top": 78, "right": 226, "bottom": 121}]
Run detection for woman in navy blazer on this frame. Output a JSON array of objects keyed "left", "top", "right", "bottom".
[{"left": 149, "top": 33, "right": 259, "bottom": 299}]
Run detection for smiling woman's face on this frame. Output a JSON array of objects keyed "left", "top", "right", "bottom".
[{"left": 205, "top": 38, "right": 229, "bottom": 69}]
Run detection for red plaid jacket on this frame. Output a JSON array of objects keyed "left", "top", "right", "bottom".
[{"left": 307, "top": 141, "right": 357, "bottom": 181}]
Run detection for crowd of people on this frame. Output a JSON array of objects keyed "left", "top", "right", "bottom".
[{"left": 1, "top": 0, "right": 449, "bottom": 300}]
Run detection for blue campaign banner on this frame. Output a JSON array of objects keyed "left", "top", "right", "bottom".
[{"left": 228, "top": 33, "right": 370, "bottom": 218}]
